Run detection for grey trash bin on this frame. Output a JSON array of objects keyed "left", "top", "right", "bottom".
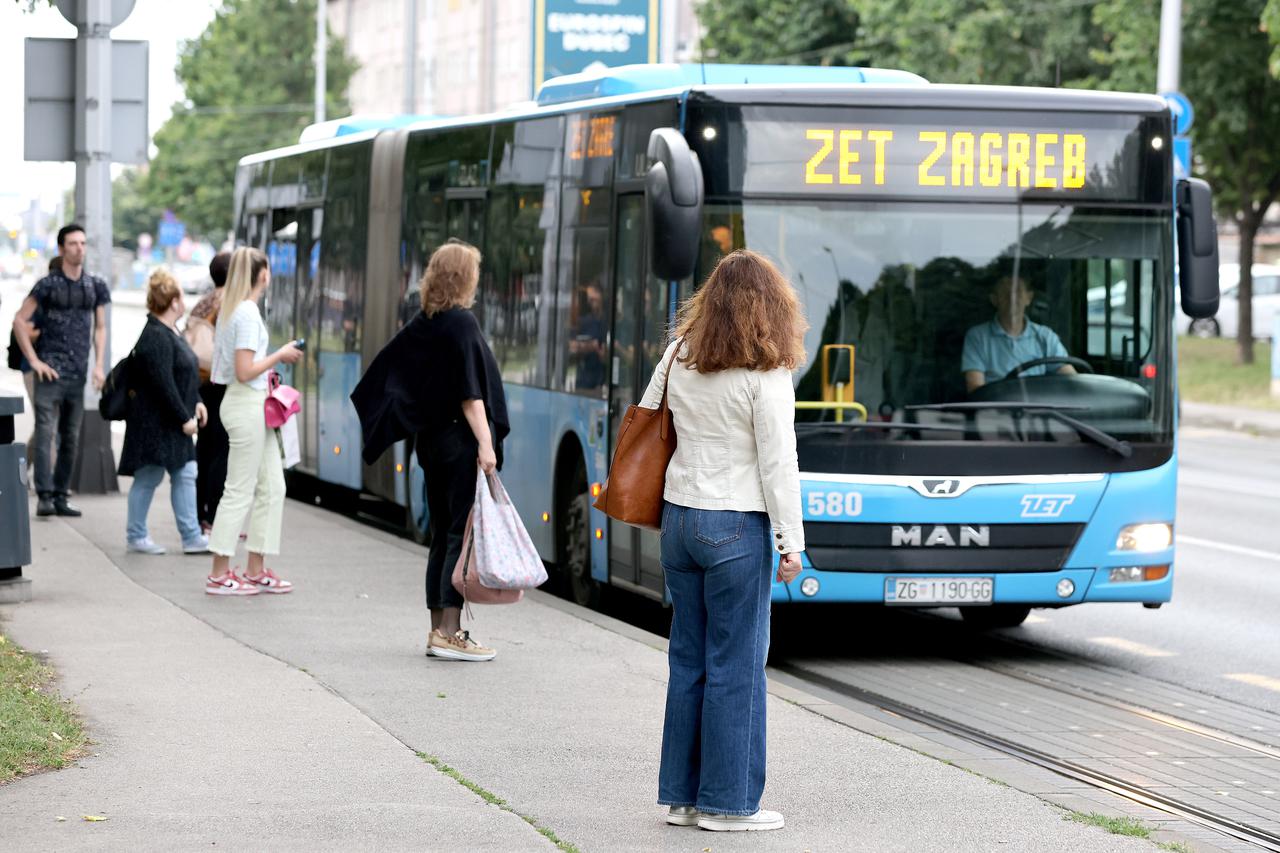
[{"left": 0, "top": 395, "right": 32, "bottom": 601}]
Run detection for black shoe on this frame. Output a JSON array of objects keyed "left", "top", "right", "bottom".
[
  {"left": 36, "top": 497, "right": 55, "bottom": 517},
  {"left": 53, "top": 498, "right": 82, "bottom": 517}
]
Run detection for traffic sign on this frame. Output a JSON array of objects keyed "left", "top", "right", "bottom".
[
  {"left": 1162, "top": 91, "right": 1194, "bottom": 136},
  {"left": 157, "top": 218, "right": 185, "bottom": 247},
  {"left": 55, "top": 0, "right": 135, "bottom": 30},
  {"left": 1173, "top": 137, "right": 1192, "bottom": 179}
]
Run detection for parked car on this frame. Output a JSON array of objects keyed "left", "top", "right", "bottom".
[
  {"left": 174, "top": 263, "right": 211, "bottom": 295},
  {"left": 1178, "top": 263, "right": 1280, "bottom": 338}
]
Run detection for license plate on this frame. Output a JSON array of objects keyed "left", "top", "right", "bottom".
[{"left": 885, "top": 577, "right": 993, "bottom": 605}]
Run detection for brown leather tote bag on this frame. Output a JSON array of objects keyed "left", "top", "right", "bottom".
[{"left": 592, "top": 345, "right": 680, "bottom": 530}]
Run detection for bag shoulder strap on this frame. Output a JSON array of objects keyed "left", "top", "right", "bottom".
[{"left": 657, "top": 340, "right": 681, "bottom": 440}]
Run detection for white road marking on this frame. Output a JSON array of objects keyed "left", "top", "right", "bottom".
[
  {"left": 1089, "top": 636, "right": 1177, "bottom": 658},
  {"left": 1225, "top": 673, "right": 1280, "bottom": 694},
  {"left": 1176, "top": 535, "right": 1280, "bottom": 563}
]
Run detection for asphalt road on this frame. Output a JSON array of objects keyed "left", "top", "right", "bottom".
[{"left": 975, "top": 427, "right": 1280, "bottom": 715}]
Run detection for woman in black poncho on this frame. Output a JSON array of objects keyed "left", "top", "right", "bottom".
[{"left": 352, "top": 241, "right": 509, "bottom": 662}]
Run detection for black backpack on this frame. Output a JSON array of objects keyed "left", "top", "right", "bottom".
[{"left": 98, "top": 353, "right": 135, "bottom": 421}]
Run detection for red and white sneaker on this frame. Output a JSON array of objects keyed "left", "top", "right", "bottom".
[
  {"left": 244, "top": 569, "right": 293, "bottom": 594},
  {"left": 206, "top": 572, "right": 260, "bottom": 596}
]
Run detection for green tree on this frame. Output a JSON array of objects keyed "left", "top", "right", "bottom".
[
  {"left": 112, "top": 168, "right": 161, "bottom": 252},
  {"left": 143, "top": 0, "right": 356, "bottom": 240},
  {"left": 1178, "top": 0, "right": 1280, "bottom": 363},
  {"left": 696, "top": 0, "right": 863, "bottom": 65},
  {"left": 854, "top": 0, "right": 1108, "bottom": 86}
]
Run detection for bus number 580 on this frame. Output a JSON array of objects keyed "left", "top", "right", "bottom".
[{"left": 807, "top": 491, "right": 863, "bottom": 518}]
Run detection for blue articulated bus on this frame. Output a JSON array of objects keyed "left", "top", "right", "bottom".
[{"left": 233, "top": 63, "right": 1220, "bottom": 628}]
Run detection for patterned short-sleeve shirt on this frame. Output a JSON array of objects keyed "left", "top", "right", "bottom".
[{"left": 28, "top": 270, "right": 111, "bottom": 381}]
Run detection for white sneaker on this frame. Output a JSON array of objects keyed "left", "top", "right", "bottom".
[
  {"left": 666, "top": 806, "right": 699, "bottom": 826},
  {"left": 697, "top": 810, "right": 785, "bottom": 832},
  {"left": 127, "top": 537, "right": 167, "bottom": 555},
  {"left": 182, "top": 535, "right": 211, "bottom": 554}
]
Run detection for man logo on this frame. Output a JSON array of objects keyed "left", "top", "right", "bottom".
[
  {"left": 891, "top": 525, "right": 990, "bottom": 547},
  {"left": 922, "top": 479, "right": 961, "bottom": 497},
  {"left": 1021, "top": 494, "right": 1076, "bottom": 518}
]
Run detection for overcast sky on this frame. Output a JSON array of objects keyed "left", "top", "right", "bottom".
[{"left": 0, "top": 0, "right": 220, "bottom": 226}]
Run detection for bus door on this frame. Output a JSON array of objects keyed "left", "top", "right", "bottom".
[
  {"left": 607, "top": 194, "right": 669, "bottom": 597},
  {"left": 265, "top": 206, "right": 319, "bottom": 472}
]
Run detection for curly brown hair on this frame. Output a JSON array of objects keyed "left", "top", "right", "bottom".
[
  {"left": 420, "top": 241, "right": 481, "bottom": 317},
  {"left": 673, "top": 250, "right": 808, "bottom": 373}
]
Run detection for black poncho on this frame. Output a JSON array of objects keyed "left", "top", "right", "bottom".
[{"left": 351, "top": 307, "right": 510, "bottom": 466}]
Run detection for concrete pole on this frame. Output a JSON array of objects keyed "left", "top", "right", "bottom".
[
  {"left": 72, "top": 0, "right": 119, "bottom": 495},
  {"left": 1157, "top": 0, "right": 1181, "bottom": 93},
  {"left": 74, "top": 0, "right": 112, "bottom": 292},
  {"left": 315, "top": 0, "right": 327, "bottom": 124},
  {"left": 403, "top": 0, "right": 418, "bottom": 114}
]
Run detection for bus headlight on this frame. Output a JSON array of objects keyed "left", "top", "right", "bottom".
[
  {"left": 1116, "top": 523, "right": 1172, "bottom": 552},
  {"left": 800, "top": 577, "right": 820, "bottom": 597}
]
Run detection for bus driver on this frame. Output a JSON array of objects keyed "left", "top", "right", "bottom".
[{"left": 962, "top": 276, "right": 1075, "bottom": 392}]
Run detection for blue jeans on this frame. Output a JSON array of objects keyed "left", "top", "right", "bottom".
[
  {"left": 658, "top": 503, "right": 772, "bottom": 816},
  {"left": 32, "top": 374, "right": 85, "bottom": 499},
  {"left": 127, "top": 461, "right": 202, "bottom": 546}
]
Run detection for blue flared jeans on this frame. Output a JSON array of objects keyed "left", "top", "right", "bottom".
[{"left": 657, "top": 502, "right": 772, "bottom": 816}]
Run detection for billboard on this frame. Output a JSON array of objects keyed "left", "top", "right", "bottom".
[{"left": 533, "top": 0, "right": 660, "bottom": 93}]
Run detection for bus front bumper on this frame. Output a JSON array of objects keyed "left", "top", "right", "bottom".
[{"left": 772, "top": 565, "right": 1174, "bottom": 606}]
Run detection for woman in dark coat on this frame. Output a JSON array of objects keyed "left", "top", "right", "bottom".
[
  {"left": 120, "top": 269, "right": 208, "bottom": 555},
  {"left": 351, "top": 241, "right": 509, "bottom": 662}
]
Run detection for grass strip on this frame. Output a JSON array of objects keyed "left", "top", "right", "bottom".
[
  {"left": 417, "top": 752, "right": 581, "bottom": 853},
  {"left": 0, "top": 633, "right": 87, "bottom": 783},
  {"left": 1178, "top": 336, "right": 1280, "bottom": 410},
  {"left": 1066, "top": 810, "right": 1152, "bottom": 838}
]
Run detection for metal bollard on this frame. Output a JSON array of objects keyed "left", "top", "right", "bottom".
[{"left": 0, "top": 395, "right": 33, "bottom": 602}]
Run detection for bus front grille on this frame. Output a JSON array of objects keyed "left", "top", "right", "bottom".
[{"left": 802, "top": 522, "right": 1085, "bottom": 573}]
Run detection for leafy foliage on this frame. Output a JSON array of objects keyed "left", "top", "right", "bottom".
[
  {"left": 696, "top": 0, "right": 862, "bottom": 65},
  {"left": 112, "top": 168, "right": 161, "bottom": 251},
  {"left": 143, "top": 0, "right": 356, "bottom": 240}
]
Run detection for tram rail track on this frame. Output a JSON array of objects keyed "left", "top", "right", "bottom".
[{"left": 779, "top": 662, "right": 1280, "bottom": 851}]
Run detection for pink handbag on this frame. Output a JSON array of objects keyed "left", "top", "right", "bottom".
[{"left": 264, "top": 370, "right": 301, "bottom": 429}]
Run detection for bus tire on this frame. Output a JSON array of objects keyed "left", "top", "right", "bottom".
[
  {"left": 960, "top": 605, "right": 1031, "bottom": 630},
  {"left": 558, "top": 456, "right": 599, "bottom": 609}
]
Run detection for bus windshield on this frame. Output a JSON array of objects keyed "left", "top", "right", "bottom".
[{"left": 698, "top": 200, "right": 1174, "bottom": 472}]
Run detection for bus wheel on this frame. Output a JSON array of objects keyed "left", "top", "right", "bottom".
[
  {"left": 960, "top": 605, "right": 1031, "bottom": 630},
  {"left": 560, "top": 472, "right": 599, "bottom": 609}
]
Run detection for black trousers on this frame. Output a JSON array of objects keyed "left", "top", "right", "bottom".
[
  {"left": 420, "top": 422, "right": 477, "bottom": 611},
  {"left": 195, "top": 381, "right": 229, "bottom": 528}
]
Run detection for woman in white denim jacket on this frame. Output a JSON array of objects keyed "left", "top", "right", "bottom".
[{"left": 641, "top": 249, "right": 806, "bottom": 832}]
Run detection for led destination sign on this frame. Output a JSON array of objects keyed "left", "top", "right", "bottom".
[
  {"left": 711, "top": 106, "right": 1166, "bottom": 202},
  {"left": 803, "top": 128, "right": 1088, "bottom": 190}
]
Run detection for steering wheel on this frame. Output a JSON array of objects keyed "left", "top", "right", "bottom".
[{"left": 1002, "top": 356, "right": 1094, "bottom": 381}]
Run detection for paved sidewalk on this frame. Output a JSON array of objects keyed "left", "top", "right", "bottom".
[
  {"left": 0, "top": 492, "right": 1164, "bottom": 852},
  {"left": 1182, "top": 399, "right": 1280, "bottom": 438}
]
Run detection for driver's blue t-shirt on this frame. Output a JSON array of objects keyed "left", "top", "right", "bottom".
[{"left": 961, "top": 319, "right": 1068, "bottom": 384}]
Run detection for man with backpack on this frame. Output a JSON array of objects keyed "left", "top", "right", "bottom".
[{"left": 10, "top": 224, "right": 111, "bottom": 518}]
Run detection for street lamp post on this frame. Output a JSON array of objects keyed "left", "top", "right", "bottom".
[
  {"left": 1157, "top": 0, "right": 1182, "bottom": 93},
  {"left": 315, "top": 0, "right": 327, "bottom": 124}
]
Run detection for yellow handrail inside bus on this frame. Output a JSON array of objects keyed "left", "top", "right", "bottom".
[
  {"left": 821, "top": 343, "right": 857, "bottom": 422},
  {"left": 795, "top": 400, "right": 869, "bottom": 421}
]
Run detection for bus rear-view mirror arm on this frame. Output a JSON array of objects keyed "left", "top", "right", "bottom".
[
  {"left": 645, "top": 128, "right": 704, "bottom": 282},
  {"left": 1177, "top": 177, "right": 1220, "bottom": 319}
]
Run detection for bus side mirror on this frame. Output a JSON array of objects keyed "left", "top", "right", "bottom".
[
  {"left": 1177, "top": 178, "right": 1220, "bottom": 319},
  {"left": 646, "top": 128, "right": 704, "bottom": 282}
]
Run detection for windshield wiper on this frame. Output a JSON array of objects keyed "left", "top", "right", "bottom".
[
  {"left": 905, "top": 402, "right": 1133, "bottom": 458},
  {"left": 796, "top": 421, "right": 970, "bottom": 434}
]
